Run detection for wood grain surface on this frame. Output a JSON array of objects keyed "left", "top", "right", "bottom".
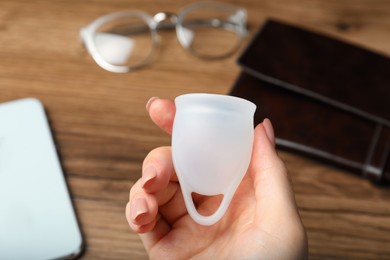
[{"left": 1, "top": 0, "right": 390, "bottom": 259}]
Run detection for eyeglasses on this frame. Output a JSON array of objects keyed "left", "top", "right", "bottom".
[{"left": 80, "top": 2, "right": 247, "bottom": 73}]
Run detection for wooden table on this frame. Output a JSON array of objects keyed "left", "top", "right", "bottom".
[{"left": 1, "top": 0, "right": 389, "bottom": 259}]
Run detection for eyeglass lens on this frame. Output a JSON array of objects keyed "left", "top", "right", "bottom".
[
  {"left": 180, "top": 7, "right": 244, "bottom": 58},
  {"left": 93, "top": 15, "right": 154, "bottom": 68}
]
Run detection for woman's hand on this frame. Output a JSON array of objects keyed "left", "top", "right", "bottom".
[{"left": 126, "top": 97, "right": 308, "bottom": 259}]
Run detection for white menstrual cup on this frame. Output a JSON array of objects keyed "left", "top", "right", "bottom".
[{"left": 172, "top": 93, "right": 256, "bottom": 226}]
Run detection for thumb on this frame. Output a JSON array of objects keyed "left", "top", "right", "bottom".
[
  {"left": 249, "top": 119, "right": 308, "bottom": 260},
  {"left": 250, "top": 119, "right": 298, "bottom": 217}
]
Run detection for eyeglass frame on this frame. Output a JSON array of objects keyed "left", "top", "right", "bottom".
[{"left": 80, "top": 2, "right": 247, "bottom": 73}]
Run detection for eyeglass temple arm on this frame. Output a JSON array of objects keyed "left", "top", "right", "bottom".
[{"left": 181, "top": 19, "right": 247, "bottom": 34}]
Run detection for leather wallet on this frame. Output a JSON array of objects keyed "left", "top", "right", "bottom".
[{"left": 230, "top": 20, "right": 390, "bottom": 183}]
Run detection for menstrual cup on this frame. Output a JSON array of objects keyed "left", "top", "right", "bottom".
[{"left": 172, "top": 93, "right": 256, "bottom": 225}]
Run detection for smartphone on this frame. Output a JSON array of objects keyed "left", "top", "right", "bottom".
[{"left": 0, "top": 98, "right": 84, "bottom": 259}]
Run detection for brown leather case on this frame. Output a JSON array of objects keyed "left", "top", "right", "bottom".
[{"left": 230, "top": 20, "right": 390, "bottom": 183}]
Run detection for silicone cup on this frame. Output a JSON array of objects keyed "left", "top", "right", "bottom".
[{"left": 172, "top": 93, "right": 256, "bottom": 225}]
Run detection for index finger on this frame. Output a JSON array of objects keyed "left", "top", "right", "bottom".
[{"left": 146, "top": 97, "right": 176, "bottom": 134}]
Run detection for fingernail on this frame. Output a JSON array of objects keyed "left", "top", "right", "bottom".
[
  {"left": 263, "top": 118, "right": 275, "bottom": 146},
  {"left": 131, "top": 198, "right": 148, "bottom": 221},
  {"left": 146, "top": 97, "right": 159, "bottom": 112},
  {"left": 142, "top": 166, "right": 157, "bottom": 188}
]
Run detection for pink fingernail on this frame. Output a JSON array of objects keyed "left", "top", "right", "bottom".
[
  {"left": 146, "top": 97, "right": 159, "bottom": 112},
  {"left": 142, "top": 166, "right": 157, "bottom": 188},
  {"left": 263, "top": 118, "right": 275, "bottom": 146},
  {"left": 131, "top": 198, "right": 148, "bottom": 221}
]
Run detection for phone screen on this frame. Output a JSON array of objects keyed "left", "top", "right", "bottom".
[{"left": 0, "top": 98, "right": 84, "bottom": 259}]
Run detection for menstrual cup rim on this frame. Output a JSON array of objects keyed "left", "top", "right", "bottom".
[{"left": 175, "top": 93, "right": 256, "bottom": 114}]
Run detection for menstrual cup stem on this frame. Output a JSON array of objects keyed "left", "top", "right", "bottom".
[{"left": 180, "top": 181, "right": 235, "bottom": 226}]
